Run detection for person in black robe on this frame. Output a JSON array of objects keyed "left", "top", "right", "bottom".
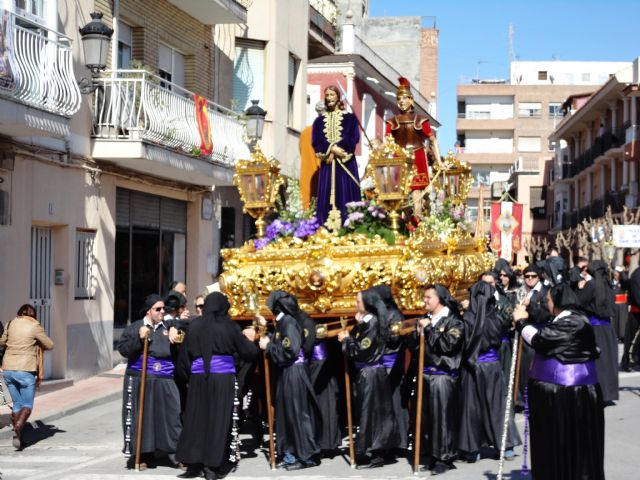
[
  {"left": 516, "top": 265, "right": 552, "bottom": 409},
  {"left": 458, "top": 278, "right": 521, "bottom": 462},
  {"left": 409, "top": 284, "right": 464, "bottom": 475},
  {"left": 372, "top": 284, "right": 410, "bottom": 453},
  {"left": 174, "top": 292, "right": 259, "bottom": 480},
  {"left": 493, "top": 260, "right": 519, "bottom": 379},
  {"left": 258, "top": 290, "right": 320, "bottom": 471},
  {"left": 612, "top": 267, "right": 629, "bottom": 341},
  {"left": 621, "top": 267, "right": 640, "bottom": 371},
  {"left": 513, "top": 283, "right": 604, "bottom": 480},
  {"left": 118, "top": 294, "right": 184, "bottom": 470},
  {"left": 571, "top": 259, "right": 619, "bottom": 403},
  {"left": 338, "top": 287, "right": 398, "bottom": 468}
]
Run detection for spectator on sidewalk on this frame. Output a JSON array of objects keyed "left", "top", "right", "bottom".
[{"left": 0, "top": 304, "right": 54, "bottom": 450}]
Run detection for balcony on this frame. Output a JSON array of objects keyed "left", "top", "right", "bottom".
[
  {"left": 512, "top": 157, "right": 540, "bottom": 173},
  {"left": 456, "top": 113, "right": 515, "bottom": 131},
  {"left": 0, "top": 9, "right": 81, "bottom": 138},
  {"left": 308, "top": 0, "right": 337, "bottom": 57},
  {"left": 167, "top": 0, "right": 249, "bottom": 24},
  {"left": 577, "top": 205, "right": 591, "bottom": 223},
  {"left": 91, "top": 71, "right": 249, "bottom": 186},
  {"left": 456, "top": 151, "right": 514, "bottom": 165},
  {"left": 590, "top": 197, "right": 605, "bottom": 219}
]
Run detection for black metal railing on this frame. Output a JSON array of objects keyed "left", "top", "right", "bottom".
[{"left": 590, "top": 197, "right": 605, "bottom": 218}]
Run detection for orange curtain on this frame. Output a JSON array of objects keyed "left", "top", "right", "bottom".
[{"left": 299, "top": 125, "right": 320, "bottom": 210}]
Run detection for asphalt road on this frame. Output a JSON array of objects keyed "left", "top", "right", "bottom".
[{"left": 1, "top": 371, "right": 638, "bottom": 480}]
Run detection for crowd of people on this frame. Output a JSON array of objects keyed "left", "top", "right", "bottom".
[{"left": 110, "top": 252, "right": 640, "bottom": 479}]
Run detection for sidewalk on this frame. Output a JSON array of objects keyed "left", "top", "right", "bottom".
[{"left": 0, "top": 364, "right": 125, "bottom": 440}]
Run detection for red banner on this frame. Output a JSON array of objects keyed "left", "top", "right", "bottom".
[
  {"left": 490, "top": 201, "right": 523, "bottom": 261},
  {"left": 195, "top": 95, "right": 213, "bottom": 155}
]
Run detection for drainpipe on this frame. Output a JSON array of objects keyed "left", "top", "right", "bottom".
[{"left": 111, "top": 0, "right": 119, "bottom": 72}]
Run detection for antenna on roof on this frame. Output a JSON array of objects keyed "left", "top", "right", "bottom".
[{"left": 508, "top": 23, "right": 515, "bottom": 63}]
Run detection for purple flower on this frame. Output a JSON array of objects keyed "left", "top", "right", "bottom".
[{"left": 254, "top": 237, "right": 269, "bottom": 249}]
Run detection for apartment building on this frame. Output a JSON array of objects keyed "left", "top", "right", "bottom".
[
  {"left": 0, "top": 0, "right": 251, "bottom": 380},
  {"left": 456, "top": 60, "right": 628, "bottom": 263},
  {"left": 549, "top": 58, "right": 640, "bottom": 239}
]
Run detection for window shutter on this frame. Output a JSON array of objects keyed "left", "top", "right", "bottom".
[{"left": 518, "top": 136, "right": 541, "bottom": 152}]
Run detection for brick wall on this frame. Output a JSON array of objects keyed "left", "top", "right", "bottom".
[{"left": 95, "top": 0, "right": 214, "bottom": 97}]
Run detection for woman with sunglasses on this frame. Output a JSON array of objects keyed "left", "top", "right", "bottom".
[{"left": 493, "top": 259, "right": 519, "bottom": 379}]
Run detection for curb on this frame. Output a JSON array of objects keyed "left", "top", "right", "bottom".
[{"left": 0, "top": 389, "right": 122, "bottom": 440}]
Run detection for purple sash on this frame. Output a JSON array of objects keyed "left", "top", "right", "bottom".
[
  {"left": 311, "top": 342, "right": 328, "bottom": 362},
  {"left": 382, "top": 353, "right": 399, "bottom": 369},
  {"left": 588, "top": 315, "right": 611, "bottom": 326},
  {"left": 355, "top": 360, "right": 384, "bottom": 370},
  {"left": 478, "top": 348, "right": 499, "bottom": 363},
  {"left": 129, "top": 356, "right": 175, "bottom": 378},
  {"left": 423, "top": 365, "right": 459, "bottom": 378},
  {"left": 529, "top": 354, "right": 598, "bottom": 386},
  {"left": 191, "top": 355, "right": 236, "bottom": 374},
  {"left": 294, "top": 349, "right": 306, "bottom": 365}
]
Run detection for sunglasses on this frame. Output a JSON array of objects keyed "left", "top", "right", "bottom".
[
  {"left": 524, "top": 274, "right": 538, "bottom": 279},
  {"left": 153, "top": 307, "right": 165, "bottom": 312},
  {"left": 499, "top": 273, "right": 509, "bottom": 277},
  {"left": 195, "top": 304, "right": 204, "bottom": 309}
]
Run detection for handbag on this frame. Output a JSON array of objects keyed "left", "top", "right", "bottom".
[{"left": 0, "top": 372, "right": 12, "bottom": 407}]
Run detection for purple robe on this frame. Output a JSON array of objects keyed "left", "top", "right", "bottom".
[{"left": 311, "top": 110, "right": 361, "bottom": 225}]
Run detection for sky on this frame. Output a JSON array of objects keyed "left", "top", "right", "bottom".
[{"left": 368, "top": 0, "right": 639, "bottom": 151}]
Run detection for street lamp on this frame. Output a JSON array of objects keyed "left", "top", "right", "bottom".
[
  {"left": 233, "top": 146, "right": 283, "bottom": 238},
  {"left": 367, "top": 136, "right": 413, "bottom": 232},
  {"left": 244, "top": 100, "right": 267, "bottom": 150},
  {"left": 77, "top": 12, "right": 113, "bottom": 94}
]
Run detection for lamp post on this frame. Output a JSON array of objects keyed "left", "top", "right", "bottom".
[
  {"left": 367, "top": 136, "right": 413, "bottom": 232},
  {"left": 233, "top": 146, "right": 283, "bottom": 238},
  {"left": 77, "top": 12, "right": 113, "bottom": 94},
  {"left": 244, "top": 100, "right": 267, "bottom": 151}
]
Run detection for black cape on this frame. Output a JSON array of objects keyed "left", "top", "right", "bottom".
[
  {"left": 175, "top": 293, "right": 259, "bottom": 468},
  {"left": 523, "top": 310, "right": 604, "bottom": 480},
  {"left": 410, "top": 308, "right": 465, "bottom": 463},
  {"left": 118, "top": 318, "right": 182, "bottom": 457},
  {"left": 458, "top": 281, "right": 521, "bottom": 454},
  {"left": 267, "top": 312, "right": 320, "bottom": 462},
  {"left": 342, "top": 313, "right": 398, "bottom": 457}
]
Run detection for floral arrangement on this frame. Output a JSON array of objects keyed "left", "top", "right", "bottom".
[
  {"left": 254, "top": 179, "right": 320, "bottom": 249},
  {"left": 338, "top": 200, "right": 396, "bottom": 245},
  {"left": 422, "top": 189, "right": 471, "bottom": 241}
]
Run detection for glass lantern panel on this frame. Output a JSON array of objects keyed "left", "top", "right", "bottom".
[{"left": 375, "top": 165, "right": 401, "bottom": 193}]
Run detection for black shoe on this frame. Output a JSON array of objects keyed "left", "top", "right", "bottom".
[
  {"left": 214, "top": 462, "right": 235, "bottom": 479},
  {"left": 356, "top": 456, "right": 384, "bottom": 469},
  {"left": 431, "top": 461, "right": 454, "bottom": 475},
  {"left": 203, "top": 466, "right": 217, "bottom": 480},
  {"left": 284, "top": 461, "right": 308, "bottom": 471},
  {"left": 177, "top": 466, "right": 202, "bottom": 478}
]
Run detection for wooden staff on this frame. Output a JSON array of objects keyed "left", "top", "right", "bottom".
[
  {"left": 134, "top": 331, "right": 150, "bottom": 471},
  {"left": 413, "top": 322, "right": 426, "bottom": 475},
  {"left": 512, "top": 335, "right": 524, "bottom": 405},
  {"left": 263, "top": 349, "right": 276, "bottom": 470},
  {"left": 340, "top": 317, "right": 356, "bottom": 468}
]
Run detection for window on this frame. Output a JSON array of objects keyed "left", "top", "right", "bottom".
[
  {"left": 288, "top": 54, "right": 299, "bottom": 126},
  {"left": 472, "top": 169, "right": 491, "bottom": 187},
  {"left": 582, "top": 72, "right": 591, "bottom": 82},
  {"left": 518, "top": 102, "right": 542, "bottom": 117},
  {"left": 158, "top": 44, "right": 185, "bottom": 90},
  {"left": 117, "top": 22, "right": 132, "bottom": 69},
  {"left": 14, "top": 0, "right": 44, "bottom": 19},
  {"left": 233, "top": 39, "right": 265, "bottom": 113},
  {"left": 518, "top": 136, "right": 541, "bottom": 152},
  {"left": 548, "top": 102, "right": 562, "bottom": 118},
  {"left": 538, "top": 71, "right": 547, "bottom": 81},
  {"left": 75, "top": 230, "right": 96, "bottom": 299}
]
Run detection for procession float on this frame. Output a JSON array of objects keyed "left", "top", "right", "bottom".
[{"left": 218, "top": 136, "right": 494, "bottom": 319}]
